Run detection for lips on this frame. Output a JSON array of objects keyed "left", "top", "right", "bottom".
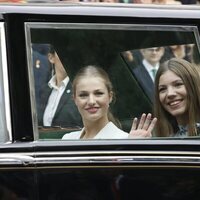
[
  {"left": 86, "top": 107, "right": 99, "bottom": 114},
  {"left": 167, "top": 99, "right": 182, "bottom": 108}
]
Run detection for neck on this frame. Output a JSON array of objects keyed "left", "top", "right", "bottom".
[
  {"left": 81, "top": 118, "right": 109, "bottom": 139},
  {"left": 176, "top": 114, "right": 188, "bottom": 127}
]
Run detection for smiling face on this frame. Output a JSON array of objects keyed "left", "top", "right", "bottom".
[
  {"left": 73, "top": 76, "right": 112, "bottom": 124},
  {"left": 158, "top": 70, "right": 188, "bottom": 125}
]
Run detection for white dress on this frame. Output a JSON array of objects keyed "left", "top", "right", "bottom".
[{"left": 62, "top": 122, "right": 129, "bottom": 139}]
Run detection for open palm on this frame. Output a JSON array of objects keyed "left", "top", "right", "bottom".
[{"left": 129, "top": 113, "right": 157, "bottom": 138}]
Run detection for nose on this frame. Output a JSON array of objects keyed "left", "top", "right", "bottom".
[
  {"left": 166, "top": 86, "right": 176, "bottom": 98},
  {"left": 88, "top": 94, "right": 96, "bottom": 105}
]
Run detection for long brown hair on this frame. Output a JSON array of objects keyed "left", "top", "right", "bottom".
[
  {"left": 154, "top": 58, "right": 200, "bottom": 137},
  {"left": 72, "top": 65, "right": 121, "bottom": 128}
]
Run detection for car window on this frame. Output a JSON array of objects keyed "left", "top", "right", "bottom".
[
  {"left": 0, "top": 23, "right": 11, "bottom": 143},
  {"left": 25, "top": 23, "right": 200, "bottom": 140}
]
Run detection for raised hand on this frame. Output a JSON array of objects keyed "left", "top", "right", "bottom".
[{"left": 128, "top": 113, "right": 157, "bottom": 138}]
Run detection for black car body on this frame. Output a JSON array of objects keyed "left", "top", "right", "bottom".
[{"left": 0, "top": 3, "right": 200, "bottom": 199}]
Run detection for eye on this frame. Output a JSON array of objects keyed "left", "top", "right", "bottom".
[
  {"left": 158, "top": 87, "right": 166, "bottom": 93},
  {"left": 79, "top": 92, "right": 88, "bottom": 98},
  {"left": 95, "top": 91, "right": 104, "bottom": 96},
  {"left": 174, "top": 81, "right": 184, "bottom": 88}
]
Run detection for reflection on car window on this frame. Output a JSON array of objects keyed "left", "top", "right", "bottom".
[{"left": 26, "top": 23, "right": 200, "bottom": 140}]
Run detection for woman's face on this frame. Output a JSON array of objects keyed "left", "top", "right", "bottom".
[
  {"left": 158, "top": 70, "right": 188, "bottom": 124},
  {"left": 74, "top": 76, "right": 112, "bottom": 123}
]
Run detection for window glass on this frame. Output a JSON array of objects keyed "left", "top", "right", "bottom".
[
  {"left": 0, "top": 23, "right": 11, "bottom": 143},
  {"left": 25, "top": 23, "right": 200, "bottom": 140}
]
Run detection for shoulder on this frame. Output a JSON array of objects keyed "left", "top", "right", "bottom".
[{"left": 62, "top": 130, "right": 82, "bottom": 139}]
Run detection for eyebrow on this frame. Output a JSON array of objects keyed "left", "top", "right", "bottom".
[
  {"left": 159, "top": 79, "right": 183, "bottom": 86},
  {"left": 78, "top": 89, "right": 104, "bottom": 92}
]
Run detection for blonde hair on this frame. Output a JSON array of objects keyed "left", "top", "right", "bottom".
[
  {"left": 154, "top": 58, "right": 200, "bottom": 137},
  {"left": 73, "top": 65, "right": 121, "bottom": 128}
]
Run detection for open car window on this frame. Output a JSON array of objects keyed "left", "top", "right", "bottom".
[{"left": 25, "top": 23, "right": 200, "bottom": 140}]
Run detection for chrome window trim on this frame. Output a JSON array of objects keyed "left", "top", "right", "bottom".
[
  {"left": 0, "top": 23, "right": 12, "bottom": 143},
  {"left": 25, "top": 22, "right": 200, "bottom": 141},
  {"left": 26, "top": 22, "right": 199, "bottom": 32},
  {"left": 25, "top": 23, "right": 38, "bottom": 140},
  {"left": 1, "top": 151, "right": 200, "bottom": 167}
]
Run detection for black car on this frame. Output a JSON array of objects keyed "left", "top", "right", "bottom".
[{"left": 0, "top": 3, "right": 200, "bottom": 199}]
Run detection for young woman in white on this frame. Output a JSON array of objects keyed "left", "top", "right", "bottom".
[{"left": 62, "top": 65, "right": 157, "bottom": 139}]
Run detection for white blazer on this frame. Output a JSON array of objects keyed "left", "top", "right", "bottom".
[{"left": 62, "top": 122, "right": 128, "bottom": 139}]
